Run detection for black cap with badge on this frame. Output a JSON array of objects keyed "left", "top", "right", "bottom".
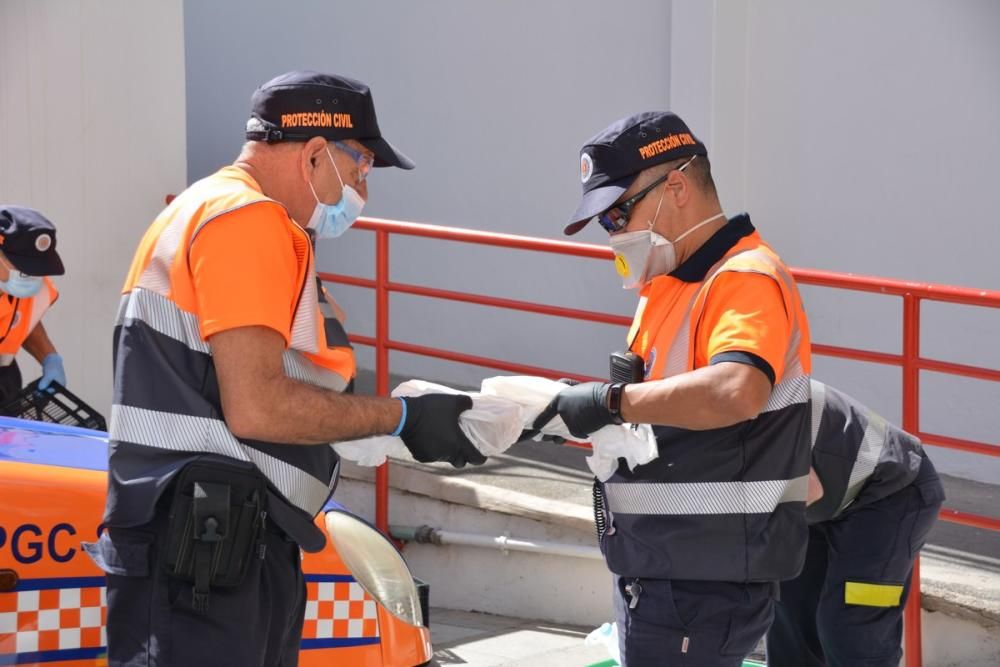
[
  {"left": 245, "top": 70, "right": 414, "bottom": 170},
  {"left": 0, "top": 206, "right": 65, "bottom": 276},
  {"left": 565, "top": 111, "right": 708, "bottom": 235}
]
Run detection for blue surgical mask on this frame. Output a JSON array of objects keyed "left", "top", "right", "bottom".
[
  {"left": 0, "top": 272, "right": 43, "bottom": 298},
  {"left": 307, "top": 147, "right": 366, "bottom": 239}
]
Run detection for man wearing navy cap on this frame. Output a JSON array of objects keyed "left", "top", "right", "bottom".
[
  {"left": 533, "top": 112, "right": 814, "bottom": 665},
  {"left": 0, "top": 206, "right": 67, "bottom": 406},
  {"left": 92, "top": 71, "right": 481, "bottom": 666}
]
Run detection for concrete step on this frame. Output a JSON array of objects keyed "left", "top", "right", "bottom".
[
  {"left": 335, "top": 452, "right": 1000, "bottom": 666},
  {"left": 427, "top": 608, "right": 609, "bottom": 667}
]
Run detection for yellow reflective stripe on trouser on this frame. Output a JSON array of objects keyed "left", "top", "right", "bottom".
[{"left": 844, "top": 581, "right": 904, "bottom": 607}]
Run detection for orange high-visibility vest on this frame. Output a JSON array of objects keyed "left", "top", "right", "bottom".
[
  {"left": 598, "top": 229, "right": 813, "bottom": 582},
  {"left": 0, "top": 279, "right": 58, "bottom": 366},
  {"left": 107, "top": 166, "right": 353, "bottom": 550}
]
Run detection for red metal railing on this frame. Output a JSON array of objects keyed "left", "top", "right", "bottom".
[{"left": 321, "top": 216, "right": 1000, "bottom": 667}]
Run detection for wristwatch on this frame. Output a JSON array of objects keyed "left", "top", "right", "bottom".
[{"left": 607, "top": 382, "right": 627, "bottom": 424}]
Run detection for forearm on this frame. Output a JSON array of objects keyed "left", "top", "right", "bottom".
[
  {"left": 227, "top": 375, "right": 402, "bottom": 445},
  {"left": 22, "top": 322, "right": 56, "bottom": 363},
  {"left": 619, "top": 362, "right": 766, "bottom": 430}
]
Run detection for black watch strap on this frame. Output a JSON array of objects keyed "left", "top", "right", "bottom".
[{"left": 607, "top": 383, "right": 626, "bottom": 424}]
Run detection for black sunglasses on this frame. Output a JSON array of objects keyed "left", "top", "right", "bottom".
[{"left": 596, "top": 155, "right": 697, "bottom": 233}]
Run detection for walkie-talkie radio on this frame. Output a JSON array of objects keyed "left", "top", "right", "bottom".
[{"left": 610, "top": 350, "right": 645, "bottom": 384}]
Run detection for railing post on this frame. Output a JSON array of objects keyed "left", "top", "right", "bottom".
[
  {"left": 902, "top": 293, "right": 923, "bottom": 667},
  {"left": 375, "top": 229, "right": 390, "bottom": 534}
]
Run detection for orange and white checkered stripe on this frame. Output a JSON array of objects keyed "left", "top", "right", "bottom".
[
  {"left": 1, "top": 575, "right": 379, "bottom": 660},
  {"left": 302, "top": 579, "right": 379, "bottom": 642},
  {"left": 0, "top": 579, "right": 107, "bottom": 661}
]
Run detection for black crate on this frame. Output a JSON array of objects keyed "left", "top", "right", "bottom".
[{"left": 0, "top": 379, "right": 107, "bottom": 432}]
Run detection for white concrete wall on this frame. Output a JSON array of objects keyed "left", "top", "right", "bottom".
[
  {"left": 669, "top": 0, "right": 1000, "bottom": 483},
  {"left": 0, "top": 0, "right": 188, "bottom": 416},
  {"left": 182, "top": 0, "right": 673, "bottom": 389},
  {"left": 181, "top": 0, "right": 997, "bottom": 482},
  {"left": 336, "top": 477, "right": 612, "bottom": 627}
]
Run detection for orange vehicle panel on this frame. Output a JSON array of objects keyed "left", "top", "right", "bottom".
[{"left": 0, "top": 420, "right": 431, "bottom": 666}]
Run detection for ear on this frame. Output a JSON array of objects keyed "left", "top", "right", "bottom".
[
  {"left": 666, "top": 169, "right": 692, "bottom": 208},
  {"left": 299, "top": 137, "right": 329, "bottom": 179}
]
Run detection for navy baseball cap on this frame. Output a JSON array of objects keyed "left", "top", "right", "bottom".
[
  {"left": 245, "top": 71, "right": 415, "bottom": 170},
  {"left": 0, "top": 206, "right": 65, "bottom": 276},
  {"left": 565, "top": 111, "right": 708, "bottom": 235}
]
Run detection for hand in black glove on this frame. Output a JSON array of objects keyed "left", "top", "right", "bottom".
[
  {"left": 517, "top": 378, "right": 579, "bottom": 443},
  {"left": 398, "top": 394, "right": 486, "bottom": 468},
  {"left": 530, "top": 381, "right": 620, "bottom": 440}
]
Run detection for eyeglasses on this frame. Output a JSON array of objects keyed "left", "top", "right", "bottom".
[
  {"left": 596, "top": 154, "right": 697, "bottom": 233},
  {"left": 332, "top": 141, "right": 375, "bottom": 183},
  {"left": 0, "top": 254, "right": 27, "bottom": 278}
]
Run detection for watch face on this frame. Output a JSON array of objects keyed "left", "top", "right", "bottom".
[
  {"left": 609, "top": 383, "right": 626, "bottom": 425},
  {"left": 609, "top": 383, "right": 623, "bottom": 415}
]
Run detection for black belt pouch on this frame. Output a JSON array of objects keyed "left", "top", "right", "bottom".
[{"left": 162, "top": 459, "right": 267, "bottom": 612}]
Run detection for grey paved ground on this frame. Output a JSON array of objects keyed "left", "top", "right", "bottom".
[
  {"left": 425, "top": 608, "right": 767, "bottom": 667},
  {"left": 427, "top": 608, "right": 612, "bottom": 667}
]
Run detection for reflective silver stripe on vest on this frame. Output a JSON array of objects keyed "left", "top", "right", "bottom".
[
  {"left": 838, "top": 412, "right": 887, "bottom": 513},
  {"left": 290, "top": 273, "right": 319, "bottom": 352},
  {"left": 662, "top": 295, "right": 698, "bottom": 378},
  {"left": 136, "top": 203, "right": 191, "bottom": 296},
  {"left": 117, "top": 289, "right": 210, "bottom": 354},
  {"left": 604, "top": 475, "right": 809, "bottom": 515},
  {"left": 809, "top": 379, "right": 826, "bottom": 449},
  {"left": 110, "top": 404, "right": 335, "bottom": 515},
  {"left": 120, "top": 288, "right": 348, "bottom": 392},
  {"left": 662, "top": 254, "right": 734, "bottom": 378},
  {"left": 761, "top": 374, "right": 810, "bottom": 413},
  {"left": 27, "top": 282, "right": 54, "bottom": 334},
  {"left": 283, "top": 349, "right": 348, "bottom": 392}
]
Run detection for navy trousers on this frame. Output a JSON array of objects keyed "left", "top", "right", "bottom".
[
  {"left": 767, "top": 464, "right": 944, "bottom": 667},
  {"left": 0, "top": 360, "right": 22, "bottom": 408},
  {"left": 87, "top": 508, "right": 305, "bottom": 667},
  {"left": 614, "top": 576, "right": 776, "bottom": 666}
]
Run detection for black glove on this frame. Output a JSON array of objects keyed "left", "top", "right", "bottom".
[
  {"left": 531, "top": 381, "right": 618, "bottom": 440},
  {"left": 398, "top": 394, "right": 487, "bottom": 468},
  {"left": 517, "top": 378, "right": 579, "bottom": 443}
]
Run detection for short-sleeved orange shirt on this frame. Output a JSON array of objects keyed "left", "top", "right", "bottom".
[
  {"left": 630, "top": 216, "right": 803, "bottom": 384},
  {"left": 189, "top": 203, "right": 301, "bottom": 346},
  {"left": 694, "top": 270, "right": 790, "bottom": 383}
]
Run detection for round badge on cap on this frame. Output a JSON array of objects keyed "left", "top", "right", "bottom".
[
  {"left": 35, "top": 234, "right": 52, "bottom": 252},
  {"left": 580, "top": 153, "right": 594, "bottom": 184}
]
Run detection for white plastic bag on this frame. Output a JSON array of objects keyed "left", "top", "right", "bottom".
[
  {"left": 334, "top": 375, "right": 659, "bottom": 480},
  {"left": 584, "top": 622, "right": 621, "bottom": 665},
  {"left": 481, "top": 375, "right": 659, "bottom": 481},
  {"left": 332, "top": 380, "right": 524, "bottom": 465},
  {"left": 392, "top": 380, "right": 524, "bottom": 456},
  {"left": 331, "top": 435, "right": 407, "bottom": 467},
  {"left": 480, "top": 375, "right": 573, "bottom": 436}
]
